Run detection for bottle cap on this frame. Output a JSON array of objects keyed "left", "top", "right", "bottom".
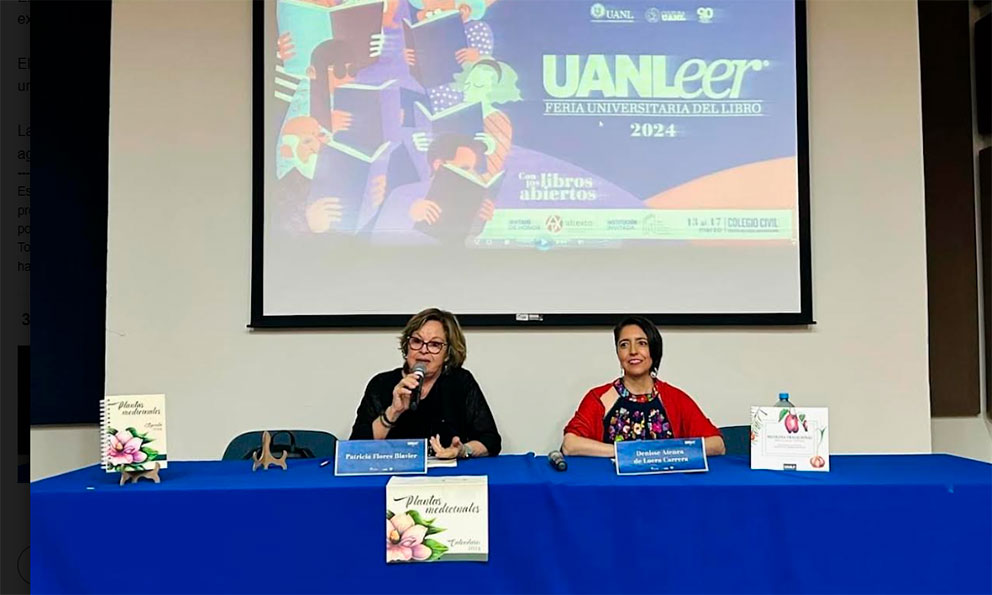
[{"left": 778, "top": 392, "right": 790, "bottom": 400}]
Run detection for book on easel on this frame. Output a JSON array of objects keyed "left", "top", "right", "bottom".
[
  {"left": 101, "top": 394, "right": 168, "bottom": 473},
  {"left": 402, "top": 10, "right": 467, "bottom": 88}
]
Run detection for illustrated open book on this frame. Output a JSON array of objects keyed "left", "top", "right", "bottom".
[
  {"left": 308, "top": 139, "right": 393, "bottom": 232},
  {"left": 334, "top": 79, "right": 397, "bottom": 157},
  {"left": 402, "top": 10, "right": 466, "bottom": 88},
  {"left": 101, "top": 394, "right": 168, "bottom": 473},
  {"left": 329, "top": 0, "right": 384, "bottom": 68},
  {"left": 415, "top": 164, "right": 504, "bottom": 241},
  {"left": 414, "top": 100, "right": 484, "bottom": 138}
]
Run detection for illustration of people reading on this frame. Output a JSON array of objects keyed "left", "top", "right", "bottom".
[
  {"left": 403, "top": 0, "right": 493, "bottom": 111},
  {"left": 408, "top": 58, "right": 520, "bottom": 180},
  {"left": 451, "top": 58, "right": 520, "bottom": 178},
  {"left": 275, "top": 114, "right": 389, "bottom": 235},
  {"left": 273, "top": 38, "right": 396, "bottom": 235},
  {"left": 372, "top": 133, "right": 501, "bottom": 244},
  {"left": 275, "top": 0, "right": 385, "bottom": 77},
  {"left": 307, "top": 39, "right": 363, "bottom": 136},
  {"left": 274, "top": 116, "right": 331, "bottom": 234},
  {"left": 273, "top": 0, "right": 386, "bottom": 126}
]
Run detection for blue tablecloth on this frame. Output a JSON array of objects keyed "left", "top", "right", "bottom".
[{"left": 32, "top": 454, "right": 992, "bottom": 593}]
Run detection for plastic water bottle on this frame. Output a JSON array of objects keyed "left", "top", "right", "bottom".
[{"left": 774, "top": 392, "right": 795, "bottom": 407}]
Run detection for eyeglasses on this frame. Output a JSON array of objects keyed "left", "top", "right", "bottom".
[{"left": 408, "top": 336, "right": 446, "bottom": 354}]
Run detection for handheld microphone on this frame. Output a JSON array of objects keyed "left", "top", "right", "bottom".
[
  {"left": 409, "top": 362, "right": 427, "bottom": 411},
  {"left": 548, "top": 450, "right": 567, "bottom": 472}
]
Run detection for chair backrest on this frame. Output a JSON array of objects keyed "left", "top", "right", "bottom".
[
  {"left": 222, "top": 430, "right": 337, "bottom": 461},
  {"left": 719, "top": 425, "right": 750, "bottom": 457}
]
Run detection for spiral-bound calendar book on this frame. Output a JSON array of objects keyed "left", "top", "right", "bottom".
[{"left": 100, "top": 394, "right": 168, "bottom": 473}]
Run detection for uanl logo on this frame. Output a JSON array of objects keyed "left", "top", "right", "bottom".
[
  {"left": 660, "top": 10, "right": 687, "bottom": 21},
  {"left": 590, "top": 2, "right": 635, "bottom": 21},
  {"left": 645, "top": 7, "right": 687, "bottom": 22},
  {"left": 545, "top": 215, "right": 563, "bottom": 233}
]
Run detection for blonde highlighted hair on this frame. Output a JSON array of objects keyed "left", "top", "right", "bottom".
[{"left": 398, "top": 308, "right": 467, "bottom": 370}]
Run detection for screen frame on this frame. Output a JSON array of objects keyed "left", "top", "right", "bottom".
[{"left": 250, "top": 0, "right": 813, "bottom": 329}]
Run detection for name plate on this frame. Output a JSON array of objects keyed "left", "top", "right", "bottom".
[
  {"left": 334, "top": 439, "right": 427, "bottom": 476},
  {"left": 614, "top": 438, "right": 709, "bottom": 475}
]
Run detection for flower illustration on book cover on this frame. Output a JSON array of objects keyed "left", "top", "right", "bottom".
[
  {"left": 386, "top": 509, "right": 448, "bottom": 563},
  {"left": 106, "top": 427, "right": 161, "bottom": 472}
]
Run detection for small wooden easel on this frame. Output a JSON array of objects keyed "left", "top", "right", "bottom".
[
  {"left": 119, "top": 462, "right": 162, "bottom": 486},
  {"left": 252, "top": 430, "right": 288, "bottom": 471}
]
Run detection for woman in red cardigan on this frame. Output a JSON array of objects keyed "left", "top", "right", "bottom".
[{"left": 562, "top": 316, "right": 726, "bottom": 457}]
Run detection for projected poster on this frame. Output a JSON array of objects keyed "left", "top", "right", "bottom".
[{"left": 256, "top": 0, "right": 810, "bottom": 325}]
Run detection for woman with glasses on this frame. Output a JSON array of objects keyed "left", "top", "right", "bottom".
[
  {"left": 349, "top": 308, "right": 501, "bottom": 459},
  {"left": 562, "top": 316, "right": 725, "bottom": 457}
]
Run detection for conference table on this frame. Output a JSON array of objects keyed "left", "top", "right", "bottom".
[{"left": 32, "top": 454, "right": 991, "bottom": 593}]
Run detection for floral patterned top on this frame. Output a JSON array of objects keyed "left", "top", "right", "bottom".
[
  {"left": 603, "top": 378, "right": 675, "bottom": 443},
  {"left": 565, "top": 380, "right": 721, "bottom": 442}
]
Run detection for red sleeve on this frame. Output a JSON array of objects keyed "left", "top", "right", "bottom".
[
  {"left": 563, "top": 386, "right": 609, "bottom": 440},
  {"left": 659, "top": 382, "right": 722, "bottom": 439}
]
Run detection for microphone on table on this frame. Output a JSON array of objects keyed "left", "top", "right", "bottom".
[
  {"left": 409, "top": 362, "right": 427, "bottom": 411},
  {"left": 548, "top": 450, "right": 567, "bottom": 472}
]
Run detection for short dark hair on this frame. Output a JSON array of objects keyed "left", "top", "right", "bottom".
[
  {"left": 308, "top": 39, "right": 358, "bottom": 133},
  {"left": 426, "top": 133, "right": 485, "bottom": 174},
  {"left": 612, "top": 316, "right": 663, "bottom": 374},
  {"left": 310, "top": 39, "right": 357, "bottom": 78}
]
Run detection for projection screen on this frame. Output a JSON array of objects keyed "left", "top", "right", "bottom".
[{"left": 252, "top": 0, "right": 811, "bottom": 327}]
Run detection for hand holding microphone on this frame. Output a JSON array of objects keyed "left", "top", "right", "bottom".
[
  {"left": 391, "top": 363, "right": 427, "bottom": 414},
  {"left": 409, "top": 362, "right": 427, "bottom": 411}
]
